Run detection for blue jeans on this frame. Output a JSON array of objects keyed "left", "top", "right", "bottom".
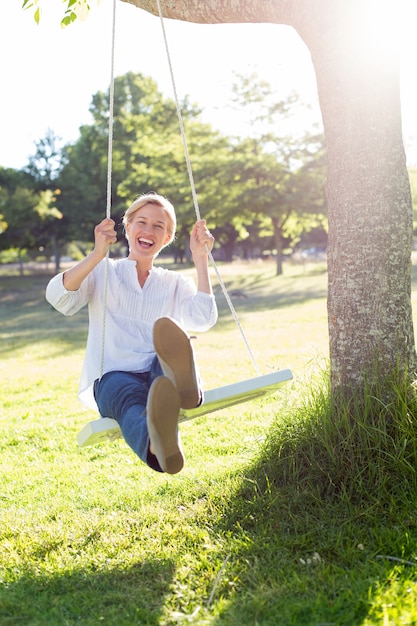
[{"left": 93, "top": 356, "right": 164, "bottom": 472}]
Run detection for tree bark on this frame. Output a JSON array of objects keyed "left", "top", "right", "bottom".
[
  {"left": 123, "top": 0, "right": 417, "bottom": 393},
  {"left": 121, "top": 0, "right": 295, "bottom": 24},
  {"left": 293, "top": 1, "right": 416, "bottom": 392}
]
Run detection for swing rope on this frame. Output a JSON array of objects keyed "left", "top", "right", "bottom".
[
  {"left": 99, "top": 0, "right": 117, "bottom": 379},
  {"left": 100, "top": 0, "right": 261, "bottom": 379},
  {"left": 155, "top": 0, "right": 261, "bottom": 376}
]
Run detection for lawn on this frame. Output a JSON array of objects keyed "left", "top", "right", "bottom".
[{"left": 1, "top": 259, "right": 417, "bottom": 625}]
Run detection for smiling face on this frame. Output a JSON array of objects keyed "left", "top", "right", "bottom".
[{"left": 125, "top": 202, "right": 173, "bottom": 262}]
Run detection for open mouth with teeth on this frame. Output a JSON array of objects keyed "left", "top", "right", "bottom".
[{"left": 138, "top": 237, "right": 154, "bottom": 248}]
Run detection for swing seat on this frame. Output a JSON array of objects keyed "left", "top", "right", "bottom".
[
  {"left": 77, "top": 369, "right": 293, "bottom": 447},
  {"left": 77, "top": 417, "right": 122, "bottom": 447}
]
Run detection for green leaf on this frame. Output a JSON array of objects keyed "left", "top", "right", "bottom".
[
  {"left": 34, "top": 6, "right": 40, "bottom": 24},
  {"left": 61, "top": 11, "right": 78, "bottom": 27}
]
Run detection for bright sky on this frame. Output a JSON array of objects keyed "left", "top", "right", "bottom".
[{"left": 1, "top": 0, "right": 417, "bottom": 170}]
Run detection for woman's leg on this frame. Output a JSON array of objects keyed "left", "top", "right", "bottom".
[{"left": 93, "top": 367, "right": 163, "bottom": 472}]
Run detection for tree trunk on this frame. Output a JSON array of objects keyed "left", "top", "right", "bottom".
[
  {"left": 293, "top": 2, "right": 416, "bottom": 393},
  {"left": 52, "top": 235, "right": 61, "bottom": 273},
  {"left": 272, "top": 217, "right": 284, "bottom": 276},
  {"left": 124, "top": 0, "right": 417, "bottom": 394},
  {"left": 18, "top": 248, "right": 24, "bottom": 276}
]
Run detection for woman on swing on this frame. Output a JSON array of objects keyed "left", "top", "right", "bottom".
[{"left": 46, "top": 192, "right": 217, "bottom": 475}]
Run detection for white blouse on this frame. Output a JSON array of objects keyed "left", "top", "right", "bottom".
[{"left": 46, "top": 258, "right": 218, "bottom": 410}]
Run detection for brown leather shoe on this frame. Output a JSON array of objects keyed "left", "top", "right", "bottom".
[
  {"left": 146, "top": 376, "right": 184, "bottom": 474},
  {"left": 153, "top": 317, "right": 201, "bottom": 409}
]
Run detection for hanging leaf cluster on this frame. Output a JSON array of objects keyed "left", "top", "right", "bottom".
[{"left": 22, "top": 0, "right": 93, "bottom": 27}]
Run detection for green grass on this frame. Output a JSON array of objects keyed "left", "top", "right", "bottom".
[{"left": 2, "top": 259, "right": 417, "bottom": 625}]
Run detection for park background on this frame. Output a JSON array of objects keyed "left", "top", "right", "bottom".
[{"left": 2, "top": 1, "right": 417, "bottom": 625}]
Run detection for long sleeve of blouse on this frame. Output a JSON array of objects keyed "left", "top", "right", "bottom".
[{"left": 46, "top": 258, "right": 217, "bottom": 409}]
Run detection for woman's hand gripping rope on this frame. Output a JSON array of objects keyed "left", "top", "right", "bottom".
[
  {"left": 190, "top": 219, "right": 214, "bottom": 260},
  {"left": 94, "top": 218, "right": 118, "bottom": 259}
]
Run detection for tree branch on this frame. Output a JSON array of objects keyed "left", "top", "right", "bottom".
[{"left": 120, "top": 0, "right": 294, "bottom": 25}]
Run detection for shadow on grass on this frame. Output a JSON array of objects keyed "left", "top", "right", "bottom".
[
  {"left": 0, "top": 270, "right": 327, "bottom": 354},
  {"left": 0, "top": 559, "right": 175, "bottom": 626},
  {"left": 0, "top": 274, "right": 89, "bottom": 355},
  {"left": 214, "top": 278, "right": 327, "bottom": 318},
  {"left": 215, "top": 288, "right": 327, "bottom": 323},
  {"left": 206, "top": 380, "right": 417, "bottom": 625},
  {"left": 207, "top": 470, "right": 393, "bottom": 625}
]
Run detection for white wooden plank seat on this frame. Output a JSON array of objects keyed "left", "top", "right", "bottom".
[{"left": 77, "top": 368, "right": 293, "bottom": 447}]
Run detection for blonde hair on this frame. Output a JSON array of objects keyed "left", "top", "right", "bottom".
[{"left": 123, "top": 193, "right": 177, "bottom": 246}]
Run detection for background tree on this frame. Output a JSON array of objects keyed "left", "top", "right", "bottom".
[
  {"left": 57, "top": 71, "right": 250, "bottom": 263},
  {"left": 0, "top": 167, "right": 38, "bottom": 268},
  {"left": 25, "top": 129, "right": 65, "bottom": 192},
  {"left": 0, "top": 184, "right": 61, "bottom": 274},
  {"left": 223, "top": 73, "right": 326, "bottom": 274},
  {"left": 23, "top": 131, "right": 67, "bottom": 270},
  {"left": 57, "top": 72, "right": 220, "bottom": 257},
  {"left": 227, "top": 133, "right": 326, "bottom": 273}
]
